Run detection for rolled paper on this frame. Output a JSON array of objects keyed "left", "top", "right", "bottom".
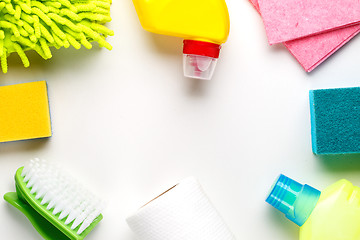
[{"left": 127, "top": 177, "right": 236, "bottom": 240}]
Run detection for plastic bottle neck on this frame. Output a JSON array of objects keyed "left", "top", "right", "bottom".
[
  {"left": 266, "top": 174, "right": 321, "bottom": 226},
  {"left": 182, "top": 40, "right": 222, "bottom": 80},
  {"left": 183, "top": 40, "right": 221, "bottom": 58}
]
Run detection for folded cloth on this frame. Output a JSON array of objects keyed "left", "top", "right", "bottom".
[
  {"left": 249, "top": 0, "right": 360, "bottom": 72},
  {"left": 258, "top": 0, "right": 360, "bottom": 44}
]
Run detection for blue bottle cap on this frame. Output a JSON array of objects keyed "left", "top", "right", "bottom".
[{"left": 266, "top": 174, "right": 321, "bottom": 226}]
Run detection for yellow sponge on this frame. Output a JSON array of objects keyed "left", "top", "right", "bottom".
[{"left": 0, "top": 81, "right": 51, "bottom": 143}]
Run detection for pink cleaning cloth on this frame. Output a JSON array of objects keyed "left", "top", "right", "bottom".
[
  {"left": 249, "top": 0, "right": 261, "bottom": 12},
  {"left": 257, "top": 0, "right": 360, "bottom": 44},
  {"left": 285, "top": 26, "right": 360, "bottom": 72},
  {"left": 249, "top": 0, "right": 360, "bottom": 72}
]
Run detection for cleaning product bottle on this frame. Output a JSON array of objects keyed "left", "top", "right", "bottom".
[
  {"left": 266, "top": 174, "right": 360, "bottom": 240},
  {"left": 132, "top": 0, "right": 230, "bottom": 80}
]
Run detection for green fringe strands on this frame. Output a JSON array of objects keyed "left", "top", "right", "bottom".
[{"left": 0, "top": 0, "right": 114, "bottom": 73}]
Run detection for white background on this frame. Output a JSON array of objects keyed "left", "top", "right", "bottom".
[{"left": 1, "top": 0, "right": 360, "bottom": 239}]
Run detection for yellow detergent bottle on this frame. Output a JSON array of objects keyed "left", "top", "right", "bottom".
[
  {"left": 266, "top": 174, "right": 360, "bottom": 240},
  {"left": 132, "top": 0, "right": 230, "bottom": 80}
]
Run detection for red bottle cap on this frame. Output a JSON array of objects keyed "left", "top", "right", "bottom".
[{"left": 183, "top": 40, "right": 221, "bottom": 59}]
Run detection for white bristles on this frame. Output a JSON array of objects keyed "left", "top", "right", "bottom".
[{"left": 21, "top": 158, "right": 104, "bottom": 235}]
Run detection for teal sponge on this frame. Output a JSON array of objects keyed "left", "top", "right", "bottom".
[{"left": 310, "top": 87, "right": 360, "bottom": 155}]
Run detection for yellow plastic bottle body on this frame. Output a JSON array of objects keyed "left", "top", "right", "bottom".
[
  {"left": 132, "top": 0, "right": 230, "bottom": 45},
  {"left": 300, "top": 180, "right": 360, "bottom": 240}
]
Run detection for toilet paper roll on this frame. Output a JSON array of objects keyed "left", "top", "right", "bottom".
[{"left": 126, "top": 177, "right": 236, "bottom": 240}]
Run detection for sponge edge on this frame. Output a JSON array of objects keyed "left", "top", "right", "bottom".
[
  {"left": 0, "top": 81, "right": 52, "bottom": 143},
  {"left": 309, "top": 90, "right": 318, "bottom": 154},
  {"left": 309, "top": 87, "right": 360, "bottom": 155}
]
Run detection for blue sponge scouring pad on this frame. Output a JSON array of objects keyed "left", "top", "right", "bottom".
[{"left": 310, "top": 87, "right": 360, "bottom": 155}]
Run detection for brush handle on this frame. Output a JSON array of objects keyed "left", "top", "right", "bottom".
[{"left": 4, "top": 192, "right": 70, "bottom": 240}]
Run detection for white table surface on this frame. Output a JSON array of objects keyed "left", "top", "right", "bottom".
[{"left": 2, "top": 1, "right": 360, "bottom": 239}]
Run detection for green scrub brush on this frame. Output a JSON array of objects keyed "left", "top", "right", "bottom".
[
  {"left": 4, "top": 158, "right": 105, "bottom": 240},
  {"left": 0, "top": 0, "right": 114, "bottom": 73}
]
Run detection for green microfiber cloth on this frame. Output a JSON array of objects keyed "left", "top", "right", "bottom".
[{"left": 0, "top": 0, "right": 114, "bottom": 73}]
